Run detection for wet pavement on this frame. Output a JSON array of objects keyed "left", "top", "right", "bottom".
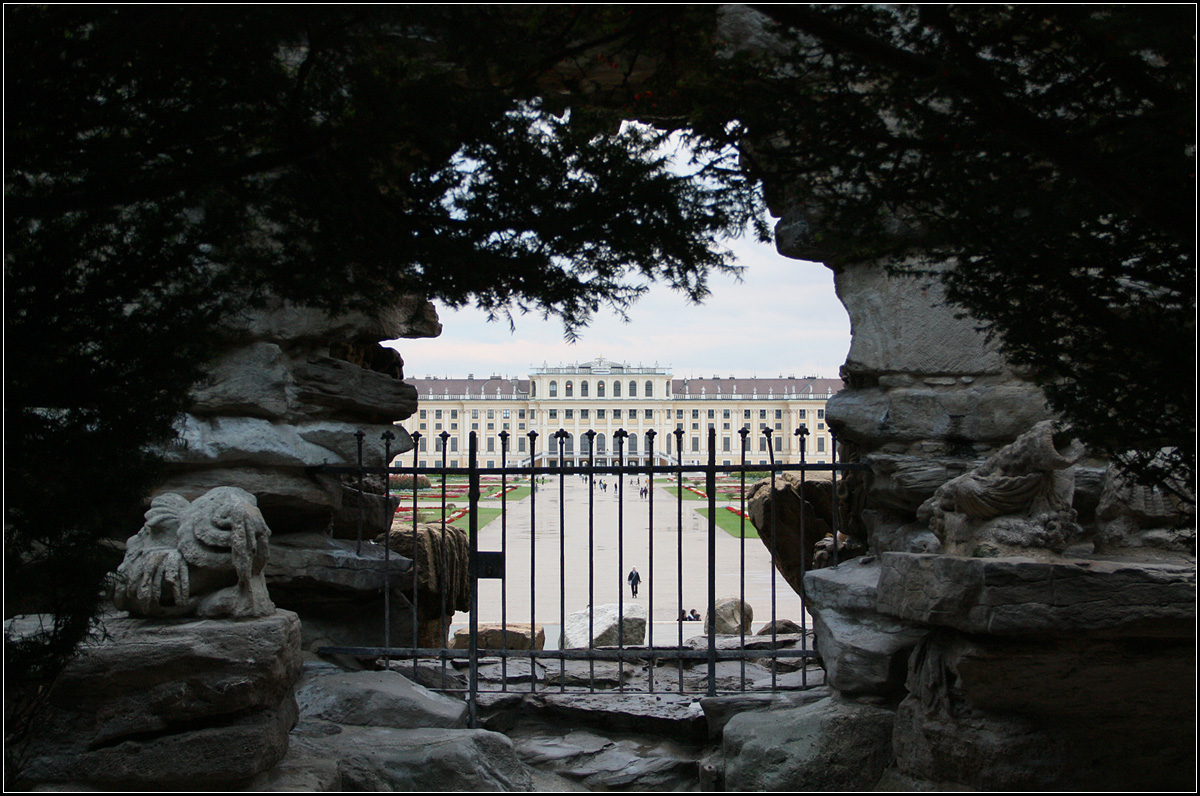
[{"left": 462, "top": 475, "right": 810, "bottom": 633}]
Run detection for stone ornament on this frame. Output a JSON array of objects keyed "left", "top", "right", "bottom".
[
  {"left": 918, "top": 420, "right": 1085, "bottom": 556},
  {"left": 113, "top": 486, "right": 275, "bottom": 618}
]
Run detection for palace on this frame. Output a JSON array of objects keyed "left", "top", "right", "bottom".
[{"left": 397, "top": 357, "right": 842, "bottom": 469}]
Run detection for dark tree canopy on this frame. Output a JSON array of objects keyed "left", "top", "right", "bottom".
[
  {"left": 4, "top": 4, "right": 759, "bottom": 702},
  {"left": 699, "top": 5, "right": 1193, "bottom": 494}
]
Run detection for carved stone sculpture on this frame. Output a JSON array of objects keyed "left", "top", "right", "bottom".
[
  {"left": 113, "top": 486, "right": 275, "bottom": 618},
  {"left": 917, "top": 420, "right": 1085, "bottom": 556}
]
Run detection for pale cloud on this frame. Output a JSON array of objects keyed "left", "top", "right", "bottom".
[{"left": 386, "top": 237, "right": 851, "bottom": 380}]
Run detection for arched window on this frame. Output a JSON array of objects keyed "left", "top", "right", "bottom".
[
  {"left": 581, "top": 434, "right": 591, "bottom": 454},
  {"left": 596, "top": 433, "right": 607, "bottom": 453},
  {"left": 629, "top": 380, "right": 637, "bottom": 397},
  {"left": 613, "top": 381, "right": 622, "bottom": 397},
  {"left": 597, "top": 381, "right": 606, "bottom": 398},
  {"left": 565, "top": 381, "right": 573, "bottom": 397},
  {"left": 645, "top": 380, "right": 653, "bottom": 397},
  {"left": 549, "top": 380, "right": 557, "bottom": 397},
  {"left": 563, "top": 433, "right": 574, "bottom": 454},
  {"left": 581, "top": 380, "right": 589, "bottom": 397},
  {"left": 530, "top": 382, "right": 536, "bottom": 397},
  {"left": 628, "top": 434, "right": 638, "bottom": 453}
]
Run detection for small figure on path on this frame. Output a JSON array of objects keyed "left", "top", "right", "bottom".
[{"left": 627, "top": 566, "right": 641, "bottom": 597}]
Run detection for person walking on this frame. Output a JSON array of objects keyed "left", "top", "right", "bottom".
[{"left": 627, "top": 566, "right": 641, "bottom": 598}]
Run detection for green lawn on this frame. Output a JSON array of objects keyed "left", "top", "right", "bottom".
[
  {"left": 696, "top": 507, "right": 760, "bottom": 539},
  {"left": 662, "top": 485, "right": 708, "bottom": 501}
]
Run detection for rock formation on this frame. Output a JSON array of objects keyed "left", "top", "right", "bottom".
[
  {"left": 769, "top": 203, "right": 1195, "bottom": 788},
  {"left": 704, "top": 596, "right": 753, "bottom": 636},
  {"left": 6, "top": 611, "right": 303, "bottom": 789},
  {"left": 378, "top": 521, "right": 472, "bottom": 648},
  {"left": 562, "top": 603, "right": 647, "bottom": 649}
]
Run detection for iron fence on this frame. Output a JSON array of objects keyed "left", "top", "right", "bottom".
[{"left": 316, "top": 425, "right": 865, "bottom": 728}]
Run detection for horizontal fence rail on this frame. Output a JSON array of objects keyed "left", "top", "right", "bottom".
[{"left": 316, "top": 425, "right": 866, "bottom": 728}]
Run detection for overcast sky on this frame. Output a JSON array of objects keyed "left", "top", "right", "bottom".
[{"left": 385, "top": 234, "right": 852, "bottom": 381}]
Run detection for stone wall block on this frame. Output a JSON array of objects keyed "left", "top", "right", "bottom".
[{"left": 876, "top": 552, "right": 1196, "bottom": 636}]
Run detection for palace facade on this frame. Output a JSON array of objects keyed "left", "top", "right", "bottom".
[{"left": 397, "top": 357, "right": 842, "bottom": 469}]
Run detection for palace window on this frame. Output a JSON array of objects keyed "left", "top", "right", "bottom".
[
  {"left": 613, "top": 381, "right": 622, "bottom": 397},
  {"left": 644, "top": 409, "right": 653, "bottom": 420},
  {"left": 744, "top": 409, "right": 751, "bottom": 419},
  {"left": 629, "top": 380, "right": 637, "bottom": 397},
  {"left": 565, "top": 409, "right": 573, "bottom": 419},
  {"left": 613, "top": 409, "right": 621, "bottom": 419},
  {"left": 598, "top": 381, "right": 606, "bottom": 397},
  {"left": 435, "top": 410, "right": 442, "bottom": 419},
  {"left": 549, "top": 409, "right": 557, "bottom": 419},
  {"left": 565, "top": 381, "right": 573, "bottom": 397},
  {"left": 645, "top": 380, "right": 653, "bottom": 397},
  {"left": 723, "top": 409, "right": 730, "bottom": 419},
  {"left": 708, "top": 409, "right": 715, "bottom": 419},
  {"left": 581, "top": 381, "right": 589, "bottom": 397},
  {"left": 549, "top": 381, "right": 558, "bottom": 397},
  {"left": 597, "top": 409, "right": 606, "bottom": 419},
  {"left": 692, "top": 409, "right": 699, "bottom": 419},
  {"left": 581, "top": 409, "right": 589, "bottom": 419},
  {"left": 451, "top": 410, "right": 458, "bottom": 419},
  {"left": 487, "top": 409, "right": 494, "bottom": 419}
]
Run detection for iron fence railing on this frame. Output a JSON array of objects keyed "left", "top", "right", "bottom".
[{"left": 316, "top": 425, "right": 866, "bottom": 728}]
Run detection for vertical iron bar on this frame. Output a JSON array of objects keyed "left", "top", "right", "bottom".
[
  {"left": 674, "top": 427, "right": 685, "bottom": 693},
  {"left": 765, "top": 427, "right": 779, "bottom": 691},
  {"left": 499, "top": 431, "right": 510, "bottom": 691},
  {"left": 438, "top": 431, "right": 450, "bottom": 686},
  {"left": 382, "top": 431, "right": 395, "bottom": 665},
  {"left": 556, "top": 429, "right": 567, "bottom": 693},
  {"left": 739, "top": 426, "right": 750, "bottom": 691},
  {"left": 797, "top": 425, "right": 809, "bottom": 689},
  {"left": 467, "top": 432, "right": 480, "bottom": 729},
  {"left": 615, "top": 429, "right": 627, "bottom": 693},
  {"left": 646, "top": 430, "right": 656, "bottom": 693},
  {"left": 410, "top": 433, "right": 422, "bottom": 683},
  {"left": 528, "top": 431, "right": 537, "bottom": 694},
  {"left": 706, "top": 426, "right": 717, "bottom": 698},
  {"left": 354, "top": 431, "right": 365, "bottom": 557},
  {"left": 586, "top": 429, "right": 597, "bottom": 691},
  {"left": 831, "top": 428, "right": 840, "bottom": 566}
]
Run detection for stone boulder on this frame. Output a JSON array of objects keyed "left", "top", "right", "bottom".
[
  {"left": 452, "top": 623, "right": 546, "bottom": 651},
  {"left": 805, "top": 557, "right": 927, "bottom": 696},
  {"left": 704, "top": 596, "right": 753, "bottom": 635},
  {"left": 294, "top": 663, "right": 467, "bottom": 729},
  {"left": 562, "top": 603, "right": 647, "bottom": 649},
  {"left": 269, "top": 723, "right": 538, "bottom": 791},
  {"left": 7, "top": 610, "right": 302, "bottom": 789},
  {"left": 157, "top": 294, "right": 439, "bottom": 537},
  {"left": 746, "top": 472, "right": 834, "bottom": 596},
  {"left": 378, "top": 521, "right": 471, "bottom": 648},
  {"left": 722, "top": 695, "right": 895, "bottom": 791}
]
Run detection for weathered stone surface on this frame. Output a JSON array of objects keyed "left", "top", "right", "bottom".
[
  {"left": 509, "top": 725, "right": 703, "bottom": 791},
  {"left": 8, "top": 610, "right": 302, "bottom": 789},
  {"left": 894, "top": 630, "right": 1196, "bottom": 790},
  {"left": 379, "top": 522, "right": 471, "bottom": 648},
  {"left": 832, "top": 258, "right": 1003, "bottom": 377},
  {"left": 876, "top": 552, "right": 1196, "bottom": 636},
  {"left": 112, "top": 487, "right": 274, "bottom": 619},
  {"left": 805, "top": 558, "right": 927, "bottom": 696},
  {"left": 917, "top": 420, "right": 1085, "bottom": 556},
  {"left": 700, "top": 688, "right": 831, "bottom": 736},
  {"left": 1095, "top": 458, "right": 1196, "bottom": 555},
  {"left": 278, "top": 722, "right": 535, "bottom": 791},
  {"left": 529, "top": 692, "right": 708, "bottom": 740},
  {"left": 746, "top": 472, "right": 834, "bottom": 595},
  {"left": 451, "top": 622, "right": 546, "bottom": 651},
  {"left": 826, "top": 381, "right": 1053, "bottom": 449},
  {"left": 722, "top": 695, "right": 895, "bottom": 791},
  {"left": 704, "top": 596, "right": 753, "bottom": 635},
  {"left": 165, "top": 417, "right": 412, "bottom": 470},
  {"left": 756, "top": 618, "right": 803, "bottom": 635},
  {"left": 294, "top": 664, "right": 467, "bottom": 729},
  {"left": 154, "top": 466, "right": 342, "bottom": 534},
  {"left": 267, "top": 532, "right": 411, "bottom": 594},
  {"left": 562, "top": 602, "right": 647, "bottom": 649}
]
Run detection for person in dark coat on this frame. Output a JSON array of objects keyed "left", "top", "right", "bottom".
[{"left": 627, "top": 566, "right": 641, "bottom": 597}]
